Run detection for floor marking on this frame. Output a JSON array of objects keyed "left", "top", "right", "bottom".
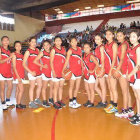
[{"left": 33, "top": 108, "right": 45, "bottom": 113}]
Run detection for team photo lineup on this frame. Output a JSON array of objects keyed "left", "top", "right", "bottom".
[{"left": 0, "top": 28, "right": 140, "bottom": 126}]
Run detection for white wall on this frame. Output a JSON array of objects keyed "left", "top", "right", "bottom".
[
  {"left": 0, "top": 13, "right": 45, "bottom": 44},
  {"left": 60, "top": 20, "right": 103, "bottom": 33},
  {"left": 107, "top": 16, "right": 140, "bottom": 27}
]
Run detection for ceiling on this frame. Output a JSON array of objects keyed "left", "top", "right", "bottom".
[
  {"left": 0, "top": 0, "right": 138, "bottom": 20},
  {"left": 41, "top": 0, "right": 132, "bottom": 15}
]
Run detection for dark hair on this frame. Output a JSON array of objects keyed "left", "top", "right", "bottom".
[
  {"left": 1, "top": 36, "right": 9, "bottom": 41},
  {"left": 54, "top": 36, "right": 62, "bottom": 42},
  {"left": 41, "top": 39, "right": 51, "bottom": 48},
  {"left": 70, "top": 36, "right": 77, "bottom": 42},
  {"left": 95, "top": 33, "right": 104, "bottom": 40},
  {"left": 83, "top": 42, "right": 93, "bottom": 51},
  {"left": 14, "top": 41, "right": 22, "bottom": 48},
  {"left": 29, "top": 37, "right": 36, "bottom": 43},
  {"left": 105, "top": 29, "right": 114, "bottom": 35},
  {"left": 117, "top": 29, "right": 126, "bottom": 35}
]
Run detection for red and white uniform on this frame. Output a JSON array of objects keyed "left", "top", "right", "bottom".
[
  {"left": 117, "top": 41, "right": 129, "bottom": 75},
  {"left": 104, "top": 41, "right": 118, "bottom": 74},
  {"left": 83, "top": 53, "right": 96, "bottom": 82},
  {"left": 94, "top": 44, "right": 110, "bottom": 75},
  {"left": 13, "top": 52, "right": 24, "bottom": 80},
  {"left": 41, "top": 50, "right": 51, "bottom": 79},
  {"left": 127, "top": 44, "right": 140, "bottom": 87},
  {"left": 27, "top": 48, "right": 41, "bottom": 76},
  {"left": 0, "top": 47, "right": 12, "bottom": 79},
  {"left": 53, "top": 46, "right": 66, "bottom": 79},
  {"left": 69, "top": 47, "right": 82, "bottom": 77}
]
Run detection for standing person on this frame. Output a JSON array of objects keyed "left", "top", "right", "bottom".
[
  {"left": 12, "top": 41, "right": 26, "bottom": 109},
  {"left": 34, "top": 40, "right": 53, "bottom": 108},
  {"left": 94, "top": 34, "right": 108, "bottom": 108},
  {"left": 50, "top": 36, "right": 66, "bottom": 110},
  {"left": 62, "top": 37, "right": 82, "bottom": 109},
  {"left": 114, "top": 30, "right": 134, "bottom": 118},
  {"left": 23, "top": 37, "right": 42, "bottom": 108},
  {"left": 0, "top": 36, "right": 14, "bottom": 110},
  {"left": 83, "top": 42, "right": 99, "bottom": 107},
  {"left": 127, "top": 30, "right": 140, "bottom": 125},
  {"left": 104, "top": 29, "right": 119, "bottom": 114}
]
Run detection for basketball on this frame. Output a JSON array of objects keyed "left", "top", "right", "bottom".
[
  {"left": 95, "top": 67, "right": 105, "bottom": 77},
  {"left": 111, "top": 67, "right": 122, "bottom": 78},
  {"left": 63, "top": 68, "right": 72, "bottom": 80}
]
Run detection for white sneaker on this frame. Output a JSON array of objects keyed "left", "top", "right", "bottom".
[
  {"left": 1, "top": 104, "right": 8, "bottom": 110},
  {"left": 69, "top": 102, "right": 73, "bottom": 108},
  {"left": 128, "top": 109, "right": 135, "bottom": 117},
  {"left": 72, "top": 100, "right": 81, "bottom": 109},
  {"left": 115, "top": 109, "right": 129, "bottom": 118},
  {"left": 6, "top": 101, "right": 14, "bottom": 106}
]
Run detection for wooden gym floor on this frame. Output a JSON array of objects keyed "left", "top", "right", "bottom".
[{"left": 0, "top": 79, "right": 140, "bottom": 140}]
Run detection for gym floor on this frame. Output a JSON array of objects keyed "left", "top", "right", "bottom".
[{"left": 0, "top": 79, "right": 140, "bottom": 140}]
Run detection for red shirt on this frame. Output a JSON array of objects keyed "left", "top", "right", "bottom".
[{"left": 0, "top": 47, "right": 12, "bottom": 78}]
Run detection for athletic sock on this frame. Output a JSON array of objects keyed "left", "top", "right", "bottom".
[
  {"left": 2, "top": 101, "right": 6, "bottom": 104},
  {"left": 6, "top": 98, "right": 10, "bottom": 102},
  {"left": 110, "top": 100, "right": 113, "bottom": 105},
  {"left": 113, "top": 103, "right": 117, "bottom": 107}
]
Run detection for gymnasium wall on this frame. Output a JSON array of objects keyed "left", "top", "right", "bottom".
[{"left": 0, "top": 13, "right": 45, "bottom": 44}]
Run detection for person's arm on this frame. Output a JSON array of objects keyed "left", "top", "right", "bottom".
[
  {"left": 100, "top": 46, "right": 105, "bottom": 75},
  {"left": 12, "top": 54, "right": 22, "bottom": 82},
  {"left": 50, "top": 48, "right": 56, "bottom": 78},
  {"left": 109, "top": 43, "right": 118, "bottom": 76},
  {"left": 23, "top": 51, "right": 36, "bottom": 76},
  {"left": 88, "top": 55, "right": 99, "bottom": 73},
  {"left": 62, "top": 49, "right": 72, "bottom": 74},
  {"left": 33, "top": 51, "right": 47, "bottom": 69},
  {"left": 127, "top": 47, "right": 140, "bottom": 80},
  {"left": 0, "top": 49, "right": 13, "bottom": 64}
]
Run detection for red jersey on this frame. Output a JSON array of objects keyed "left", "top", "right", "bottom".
[
  {"left": 53, "top": 46, "right": 66, "bottom": 78},
  {"left": 95, "top": 44, "right": 110, "bottom": 75},
  {"left": 105, "top": 41, "right": 117, "bottom": 67},
  {"left": 117, "top": 41, "right": 129, "bottom": 74},
  {"left": 13, "top": 52, "right": 24, "bottom": 79},
  {"left": 0, "top": 47, "right": 12, "bottom": 78},
  {"left": 69, "top": 47, "right": 82, "bottom": 77},
  {"left": 127, "top": 44, "right": 140, "bottom": 84},
  {"left": 41, "top": 50, "right": 51, "bottom": 78},
  {"left": 27, "top": 48, "right": 41, "bottom": 76},
  {"left": 83, "top": 53, "right": 95, "bottom": 80}
]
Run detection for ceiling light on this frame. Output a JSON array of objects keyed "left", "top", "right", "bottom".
[
  {"left": 126, "top": 0, "right": 140, "bottom": 4},
  {"left": 74, "top": 8, "right": 79, "bottom": 11},
  {"left": 57, "top": 11, "right": 63, "bottom": 14},
  {"left": 97, "top": 5, "right": 104, "bottom": 8},
  {"left": 85, "top": 7, "right": 91, "bottom": 10}
]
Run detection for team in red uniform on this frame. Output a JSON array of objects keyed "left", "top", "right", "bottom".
[
  {"left": 23, "top": 37, "right": 42, "bottom": 108},
  {"left": 83, "top": 42, "right": 98, "bottom": 107},
  {"left": 12, "top": 41, "right": 26, "bottom": 109},
  {"left": 50, "top": 36, "right": 66, "bottom": 109},
  {"left": 62, "top": 37, "right": 82, "bottom": 109},
  {"left": 34, "top": 40, "right": 53, "bottom": 108},
  {"left": 0, "top": 36, "right": 14, "bottom": 110}
]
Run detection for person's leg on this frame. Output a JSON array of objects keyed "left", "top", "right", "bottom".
[
  {"left": 6, "top": 80, "right": 13, "bottom": 100},
  {"left": 17, "top": 82, "right": 24, "bottom": 105},
  {"left": 15, "top": 86, "right": 19, "bottom": 102},
  {"left": 106, "top": 77, "right": 113, "bottom": 102},
  {"left": 73, "top": 78, "right": 81, "bottom": 98},
  {"left": 135, "top": 89, "right": 140, "bottom": 115},
  {"left": 89, "top": 83, "right": 95, "bottom": 104},
  {"left": 95, "top": 78, "right": 102, "bottom": 99},
  {"left": 49, "top": 80, "right": 53, "bottom": 99},
  {"left": 29, "top": 80, "right": 36, "bottom": 102},
  {"left": 53, "top": 81, "right": 59, "bottom": 103},
  {"left": 69, "top": 79, "right": 75, "bottom": 100},
  {"left": 35, "top": 77, "right": 42, "bottom": 99},
  {"left": 119, "top": 77, "right": 128, "bottom": 109},
  {"left": 84, "top": 81, "right": 90, "bottom": 101},
  {"left": 0, "top": 81, "right": 5, "bottom": 102},
  {"left": 42, "top": 80, "right": 48, "bottom": 101},
  {"left": 99, "top": 77, "right": 107, "bottom": 103},
  {"left": 58, "top": 80, "right": 65, "bottom": 101}
]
